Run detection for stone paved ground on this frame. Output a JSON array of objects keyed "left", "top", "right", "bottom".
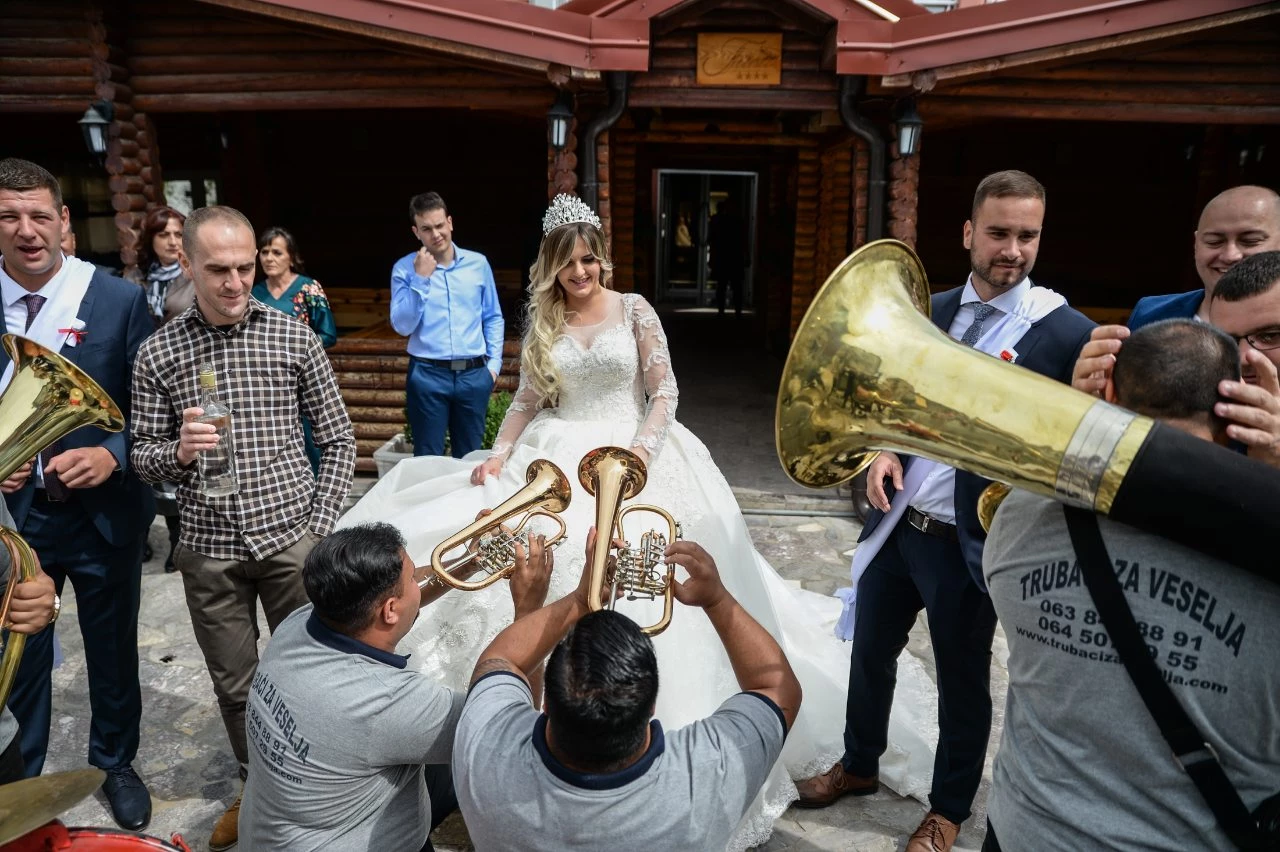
[{"left": 40, "top": 483, "right": 1007, "bottom": 851}]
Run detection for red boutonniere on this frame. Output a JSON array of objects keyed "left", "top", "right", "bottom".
[
  {"left": 1000, "top": 349, "right": 1017, "bottom": 363},
  {"left": 59, "top": 327, "right": 87, "bottom": 345}
]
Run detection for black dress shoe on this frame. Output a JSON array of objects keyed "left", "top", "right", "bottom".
[{"left": 102, "top": 764, "right": 152, "bottom": 831}]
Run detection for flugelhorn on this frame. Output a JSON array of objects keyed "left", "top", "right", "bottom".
[
  {"left": 425, "top": 459, "right": 572, "bottom": 591},
  {"left": 0, "top": 335, "right": 126, "bottom": 708},
  {"left": 777, "top": 240, "right": 1277, "bottom": 576},
  {"left": 578, "top": 447, "right": 681, "bottom": 636}
]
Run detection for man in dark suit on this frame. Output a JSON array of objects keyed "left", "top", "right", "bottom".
[
  {"left": 794, "top": 171, "right": 1094, "bottom": 852},
  {"left": 1126, "top": 185, "right": 1280, "bottom": 330},
  {"left": 0, "top": 158, "right": 154, "bottom": 829}
]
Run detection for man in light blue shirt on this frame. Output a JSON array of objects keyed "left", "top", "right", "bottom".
[{"left": 390, "top": 192, "right": 503, "bottom": 457}]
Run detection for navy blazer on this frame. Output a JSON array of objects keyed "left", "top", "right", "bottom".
[
  {"left": 857, "top": 285, "right": 1096, "bottom": 586},
  {"left": 1127, "top": 290, "right": 1204, "bottom": 330},
  {"left": 0, "top": 268, "right": 155, "bottom": 547}
]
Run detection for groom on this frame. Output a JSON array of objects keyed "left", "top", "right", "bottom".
[{"left": 795, "top": 171, "right": 1094, "bottom": 851}]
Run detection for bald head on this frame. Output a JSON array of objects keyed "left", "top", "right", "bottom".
[{"left": 1194, "top": 185, "right": 1280, "bottom": 296}]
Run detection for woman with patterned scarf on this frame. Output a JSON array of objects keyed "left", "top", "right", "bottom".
[{"left": 126, "top": 205, "right": 194, "bottom": 327}]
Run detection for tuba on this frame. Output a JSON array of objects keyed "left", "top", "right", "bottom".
[
  {"left": 777, "top": 240, "right": 1278, "bottom": 576},
  {"left": 578, "top": 447, "right": 681, "bottom": 636},
  {"left": 0, "top": 335, "right": 126, "bottom": 708},
  {"left": 425, "top": 459, "right": 572, "bottom": 591}
]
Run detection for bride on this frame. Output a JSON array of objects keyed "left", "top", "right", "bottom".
[{"left": 339, "top": 195, "right": 937, "bottom": 849}]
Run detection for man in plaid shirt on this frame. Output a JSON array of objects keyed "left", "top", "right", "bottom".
[{"left": 131, "top": 205, "right": 355, "bottom": 851}]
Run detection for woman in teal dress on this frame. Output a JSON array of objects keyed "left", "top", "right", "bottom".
[{"left": 254, "top": 227, "right": 338, "bottom": 472}]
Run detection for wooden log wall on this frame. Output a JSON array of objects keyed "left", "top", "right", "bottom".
[
  {"left": 609, "top": 131, "right": 637, "bottom": 295},
  {"left": 0, "top": 1, "right": 97, "bottom": 114},
  {"left": 549, "top": 115, "right": 578, "bottom": 199},
  {"left": 328, "top": 332, "right": 523, "bottom": 473},
  {"left": 816, "top": 139, "right": 854, "bottom": 289},
  {"left": 123, "top": 0, "right": 552, "bottom": 113},
  {"left": 907, "top": 16, "right": 1280, "bottom": 125},
  {"left": 789, "top": 146, "right": 821, "bottom": 336},
  {"left": 631, "top": 0, "right": 837, "bottom": 112}
]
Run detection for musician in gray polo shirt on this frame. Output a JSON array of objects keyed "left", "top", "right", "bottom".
[
  {"left": 454, "top": 532, "right": 803, "bottom": 852},
  {"left": 239, "top": 521, "right": 551, "bottom": 851}
]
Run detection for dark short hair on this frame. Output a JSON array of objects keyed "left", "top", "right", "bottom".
[
  {"left": 544, "top": 611, "right": 658, "bottom": 771},
  {"left": 1112, "top": 318, "right": 1239, "bottom": 440},
  {"left": 183, "top": 205, "right": 255, "bottom": 261},
  {"left": 0, "top": 158, "right": 63, "bottom": 209},
  {"left": 409, "top": 192, "right": 448, "bottom": 224},
  {"left": 136, "top": 206, "right": 187, "bottom": 271},
  {"left": 1211, "top": 251, "right": 1280, "bottom": 303},
  {"left": 303, "top": 523, "right": 407, "bottom": 633},
  {"left": 972, "top": 170, "right": 1045, "bottom": 221},
  {"left": 257, "top": 226, "right": 306, "bottom": 274}
]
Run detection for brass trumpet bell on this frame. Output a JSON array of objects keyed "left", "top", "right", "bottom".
[
  {"left": 426, "top": 459, "right": 572, "bottom": 591},
  {"left": 578, "top": 447, "right": 680, "bottom": 636},
  {"left": 777, "top": 240, "right": 1151, "bottom": 517},
  {"left": 0, "top": 334, "right": 126, "bottom": 709}
]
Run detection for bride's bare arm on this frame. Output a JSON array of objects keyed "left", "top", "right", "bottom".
[{"left": 630, "top": 296, "right": 678, "bottom": 462}]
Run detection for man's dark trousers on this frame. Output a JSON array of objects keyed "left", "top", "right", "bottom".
[
  {"left": 406, "top": 359, "right": 493, "bottom": 458},
  {"left": 9, "top": 497, "right": 144, "bottom": 776},
  {"left": 842, "top": 519, "right": 997, "bottom": 826}
]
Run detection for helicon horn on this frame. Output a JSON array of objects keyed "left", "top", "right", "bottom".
[
  {"left": 777, "top": 240, "right": 1277, "bottom": 577},
  {"left": 0, "top": 334, "right": 126, "bottom": 708}
]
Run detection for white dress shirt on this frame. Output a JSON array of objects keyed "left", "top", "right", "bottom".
[
  {"left": 0, "top": 255, "right": 70, "bottom": 335},
  {"left": 908, "top": 276, "right": 1032, "bottom": 523}
]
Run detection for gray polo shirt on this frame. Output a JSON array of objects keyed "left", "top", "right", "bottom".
[
  {"left": 984, "top": 490, "right": 1280, "bottom": 851},
  {"left": 454, "top": 671, "right": 786, "bottom": 852},
  {"left": 0, "top": 500, "right": 19, "bottom": 757},
  {"left": 239, "top": 605, "right": 463, "bottom": 851}
]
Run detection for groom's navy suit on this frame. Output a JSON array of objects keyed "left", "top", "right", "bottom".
[
  {"left": 3, "top": 267, "right": 154, "bottom": 775},
  {"left": 844, "top": 284, "right": 1092, "bottom": 824}
]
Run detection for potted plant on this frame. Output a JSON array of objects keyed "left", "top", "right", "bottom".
[{"left": 373, "top": 392, "right": 514, "bottom": 478}]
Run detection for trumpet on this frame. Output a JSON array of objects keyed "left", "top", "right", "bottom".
[
  {"left": 578, "top": 447, "right": 681, "bottom": 636},
  {"left": 424, "top": 459, "right": 572, "bottom": 591}
]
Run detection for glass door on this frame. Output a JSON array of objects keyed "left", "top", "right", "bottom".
[{"left": 656, "top": 170, "right": 757, "bottom": 310}]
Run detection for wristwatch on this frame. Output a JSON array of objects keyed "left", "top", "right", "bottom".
[{"left": 49, "top": 594, "right": 61, "bottom": 626}]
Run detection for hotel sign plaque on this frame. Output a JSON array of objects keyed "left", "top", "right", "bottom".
[{"left": 696, "top": 33, "right": 783, "bottom": 86}]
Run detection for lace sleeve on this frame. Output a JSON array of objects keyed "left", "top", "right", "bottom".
[
  {"left": 628, "top": 295, "right": 679, "bottom": 460},
  {"left": 488, "top": 370, "right": 541, "bottom": 462}
]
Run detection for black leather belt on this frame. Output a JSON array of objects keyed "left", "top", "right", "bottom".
[
  {"left": 906, "top": 507, "right": 959, "bottom": 542},
  {"left": 412, "top": 356, "right": 486, "bottom": 371}
]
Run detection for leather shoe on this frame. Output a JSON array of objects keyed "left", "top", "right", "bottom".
[
  {"left": 793, "top": 761, "right": 878, "bottom": 808},
  {"left": 906, "top": 812, "right": 960, "bottom": 852},
  {"left": 102, "top": 764, "right": 151, "bottom": 831},
  {"left": 209, "top": 792, "right": 241, "bottom": 851}
]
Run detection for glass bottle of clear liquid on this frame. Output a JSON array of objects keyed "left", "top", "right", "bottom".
[{"left": 196, "top": 363, "right": 238, "bottom": 497}]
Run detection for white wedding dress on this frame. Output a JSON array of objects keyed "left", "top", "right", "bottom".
[{"left": 339, "top": 291, "right": 937, "bottom": 849}]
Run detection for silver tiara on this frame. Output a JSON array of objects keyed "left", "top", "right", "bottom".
[{"left": 542, "top": 193, "right": 602, "bottom": 237}]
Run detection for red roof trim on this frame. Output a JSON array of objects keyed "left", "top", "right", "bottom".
[{"left": 560, "top": 0, "right": 928, "bottom": 21}]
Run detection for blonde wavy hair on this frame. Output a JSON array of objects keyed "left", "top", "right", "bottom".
[{"left": 521, "top": 222, "right": 614, "bottom": 405}]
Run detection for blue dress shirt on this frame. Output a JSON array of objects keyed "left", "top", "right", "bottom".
[{"left": 389, "top": 245, "right": 504, "bottom": 376}]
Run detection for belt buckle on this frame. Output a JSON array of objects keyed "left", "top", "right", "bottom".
[
  {"left": 917, "top": 513, "right": 933, "bottom": 535},
  {"left": 450, "top": 359, "right": 467, "bottom": 370}
]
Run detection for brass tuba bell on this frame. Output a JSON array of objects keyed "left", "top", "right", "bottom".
[
  {"left": 425, "top": 459, "right": 572, "bottom": 591},
  {"left": 0, "top": 334, "right": 126, "bottom": 708},
  {"left": 578, "top": 447, "right": 681, "bottom": 636},
  {"left": 776, "top": 240, "right": 1152, "bottom": 520}
]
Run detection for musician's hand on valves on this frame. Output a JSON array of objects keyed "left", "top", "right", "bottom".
[
  {"left": 470, "top": 456, "right": 503, "bottom": 486},
  {"left": 509, "top": 534, "right": 552, "bottom": 618},
  {"left": 176, "top": 407, "right": 219, "bottom": 467},
  {"left": 574, "top": 526, "right": 624, "bottom": 611},
  {"left": 1217, "top": 348, "right": 1280, "bottom": 469},
  {"left": 665, "top": 541, "right": 728, "bottom": 612},
  {"left": 1, "top": 461, "right": 32, "bottom": 494},
  {"left": 1071, "top": 324, "right": 1129, "bottom": 397},
  {"left": 866, "top": 451, "right": 903, "bottom": 513}
]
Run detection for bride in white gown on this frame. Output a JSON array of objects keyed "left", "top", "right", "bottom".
[{"left": 339, "top": 195, "right": 938, "bottom": 849}]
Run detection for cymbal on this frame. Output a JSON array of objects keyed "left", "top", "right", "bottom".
[{"left": 0, "top": 767, "right": 104, "bottom": 845}]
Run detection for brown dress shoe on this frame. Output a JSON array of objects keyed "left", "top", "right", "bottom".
[
  {"left": 906, "top": 811, "right": 960, "bottom": 852},
  {"left": 793, "top": 761, "right": 879, "bottom": 808},
  {"left": 209, "top": 792, "right": 242, "bottom": 851}
]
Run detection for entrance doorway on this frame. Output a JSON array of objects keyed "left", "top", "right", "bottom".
[{"left": 655, "top": 170, "right": 757, "bottom": 311}]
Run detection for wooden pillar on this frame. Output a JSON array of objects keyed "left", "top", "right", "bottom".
[
  {"left": 597, "top": 131, "right": 612, "bottom": 254},
  {"left": 790, "top": 146, "right": 821, "bottom": 336},
  {"left": 88, "top": 6, "right": 148, "bottom": 270},
  {"left": 887, "top": 138, "right": 920, "bottom": 249},
  {"left": 852, "top": 141, "right": 870, "bottom": 250},
  {"left": 610, "top": 133, "right": 637, "bottom": 294},
  {"left": 548, "top": 115, "right": 579, "bottom": 200}
]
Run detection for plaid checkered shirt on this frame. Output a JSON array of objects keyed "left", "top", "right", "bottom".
[{"left": 130, "top": 299, "right": 356, "bottom": 561}]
